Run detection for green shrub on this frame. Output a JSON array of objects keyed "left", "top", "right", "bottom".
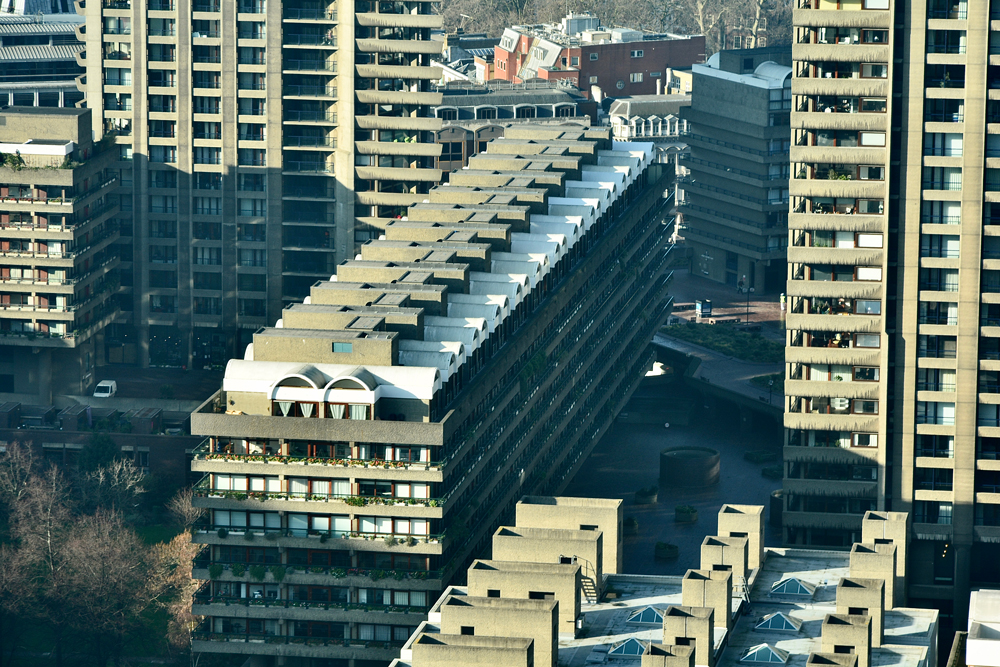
[
  {"left": 662, "top": 324, "right": 783, "bottom": 363},
  {"left": 208, "top": 563, "right": 224, "bottom": 579},
  {"left": 249, "top": 565, "right": 267, "bottom": 581}
]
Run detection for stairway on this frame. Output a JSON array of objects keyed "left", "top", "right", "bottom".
[{"left": 581, "top": 577, "right": 599, "bottom": 604}]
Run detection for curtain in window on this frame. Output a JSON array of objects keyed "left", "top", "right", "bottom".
[
  {"left": 331, "top": 480, "right": 349, "bottom": 496},
  {"left": 288, "top": 514, "right": 308, "bottom": 536},
  {"left": 328, "top": 403, "right": 345, "bottom": 419},
  {"left": 349, "top": 404, "right": 368, "bottom": 420},
  {"left": 358, "top": 625, "right": 374, "bottom": 640},
  {"left": 289, "top": 478, "right": 308, "bottom": 497},
  {"left": 213, "top": 474, "right": 231, "bottom": 490},
  {"left": 311, "top": 480, "right": 330, "bottom": 497},
  {"left": 332, "top": 516, "right": 350, "bottom": 535},
  {"left": 393, "top": 591, "right": 409, "bottom": 606},
  {"left": 277, "top": 401, "right": 292, "bottom": 416},
  {"left": 300, "top": 403, "right": 314, "bottom": 418},
  {"left": 410, "top": 591, "right": 426, "bottom": 607},
  {"left": 375, "top": 626, "right": 391, "bottom": 642}
]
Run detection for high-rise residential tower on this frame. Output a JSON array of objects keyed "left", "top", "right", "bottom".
[
  {"left": 77, "top": 0, "right": 443, "bottom": 367},
  {"left": 785, "top": 0, "right": 998, "bottom": 633}
]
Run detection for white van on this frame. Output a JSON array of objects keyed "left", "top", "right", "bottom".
[{"left": 93, "top": 380, "right": 117, "bottom": 398}]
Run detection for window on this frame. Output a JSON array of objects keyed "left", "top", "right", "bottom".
[
  {"left": 487, "top": 589, "right": 500, "bottom": 598},
  {"left": 853, "top": 367, "right": 879, "bottom": 382},
  {"left": 238, "top": 273, "right": 266, "bottom": 292},
  {"left": 855, "top": 334, "right": 880, "bottom": 348},
  {"left": 589, "top": 76, "right": 598, "bottom": 84},
  {"left": 440, "top": 142, "right": 463, "bottom": 161},
  {"left": 630, "top": 49, "right": 643, "bottom": 58},
  {"left": 194, "top": 272, "right": 222, "bottom": 290},
  {"left": 239, "top": 299, "right": 266, "bottom": 317},
  {"left": 853, "top": 433, "right": 878, "bottom": 448},
  {"left": 630, "top": 73, "right": 643, "bottom": 83},
  {"left": 149, "top": 270, "right": 176, "bottom": 288},
  {"left": 918, "top": 335, "right": 957, "bottom": 358},
  {"left": 590, "top": 52, "right": 598, "bottom": 61},
  {"left": 571, "top": 56, "right": 579, "bottom": 66},
  {"left": 332, "top": 342, "right": 353, "bottom": 354},
  {"left": 194, "top": 247, "right": 221, "bottom": 265},
  {"left": 438, "top": 108, "right": 457, "bottom": 121}
]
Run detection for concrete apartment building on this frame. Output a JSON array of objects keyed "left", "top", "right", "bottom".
[
  {"left": 784, "top": 0, "right": 1000, "bottom": 632},
  {"left": 0, "top": 107, "right": 119, "bottom": 402},
  {"left": 0, "top": 12, "right": 86, "bottom": 110},
  {"left": 186, "top": 126, "right": 676, "bottom": 666},
  {"left": 76, "top": 0, "right": 444, "bottom": 368},
  {"left": 492, "top": 13, "right": 705, "bottom": 97},
  {"left": 389, "top": 505, "right": 938, "bottom": 667},
  {"left": 677, "top": 46, "right": 792, "bottom": 291}
]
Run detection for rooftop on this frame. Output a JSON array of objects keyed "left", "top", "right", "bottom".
[
  {"left": 694, "top": 55, "right": 792, "bottom": 89},
  {"left": 214, "top": 132, "right": 655, "bottom": 416}
]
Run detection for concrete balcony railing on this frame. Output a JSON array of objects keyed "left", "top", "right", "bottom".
[
  {"left": 191, "top": 633, "right": 404, "bottom": 660},
  {"left": 191, "top": 525, "right": 445, "bottom": 551}
]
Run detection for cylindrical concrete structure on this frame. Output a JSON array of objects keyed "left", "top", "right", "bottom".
[{"left": 660, "top": 446, "right": 720, "bottom": 487}]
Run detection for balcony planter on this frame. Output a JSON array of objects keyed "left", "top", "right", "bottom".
[
  {"left": 675, "top": 505, "right": 698, "bottom": 523},
  {"left": 635, "top": 486, "right": 658, "bottom": 505},
  {"left": 762, "top": 465, "right": 783, "bottom": 480},
  {"left": 654, "top": 542, "right": 679, "bottom": 560}
]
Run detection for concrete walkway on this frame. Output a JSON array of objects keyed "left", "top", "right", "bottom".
[{"left": 652, "top": 332, "right": 783, "bottom": 407}]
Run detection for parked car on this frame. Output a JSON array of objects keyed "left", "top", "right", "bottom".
[{"left": 93, "top": 380, "right": 117, "bottom": 398}]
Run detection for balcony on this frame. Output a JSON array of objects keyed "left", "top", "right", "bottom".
[
  {"left": 284, "top": 111, "right": 336, "bottom": 123},
  {"left": 284, "top": 34, "right": 336, "bottom": 47},
  {"left": 284, "top": 161, "right": 334, "bottom": 174},
  {"left": 283, "top": 85, "right": 337, "bottom": 98},
  {"left": 284, "top": 59, "right": 337, "bottom": 73},
  {"left": 190, "top": 439, "right": 442, "bottom": 472},
  {"left": 283, "top": 7, "right": 336, "bottom": 19}
]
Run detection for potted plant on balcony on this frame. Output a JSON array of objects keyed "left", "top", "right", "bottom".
[
  {"left": 624, "top": 516, "right": 639, "bottom": 535},
  {"left": 654, "top": 542, "right": 679, "bottom": 560},
  {"left": 674, "top": 504, "right": 698, "bottom": 523},
  {"left": 635, "top": 486, "right": 658, "bottom": 505}
]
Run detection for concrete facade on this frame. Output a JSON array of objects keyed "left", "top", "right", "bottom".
[
  {"left": 784, "top": 0, "right": 1000, "bottom": 635},
  {"left": 678, "top": 47, "right": 791, "bottom": 292},
  {"left": 0, "top": 107, "right": 119, "bottom": 402},
  {"left": 514, "top": 495, "right": 623, "bottom": 574},
  {"left": 716, "top": 504, "right": 765, "bottom": 570},
  {"left": 186, "top": 128, "right": 676, "bottom": 666},
  {"left": 77, "top": 0, "right": 444, "bottom": 368},
  {"left": 467, "top": 560, "right": 581, "bottom": 637}
]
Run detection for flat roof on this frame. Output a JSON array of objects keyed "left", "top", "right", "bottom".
[
  {"left": 0, "top": 105, "right": 87, "bottom": 116},
  {"left": 547, "top": 548, "right": 935, "bottom": 667}
]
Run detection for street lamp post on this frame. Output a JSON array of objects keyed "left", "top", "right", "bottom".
[
  {"left": 768, "top": 379, "right": 774, "bottom": 405},
  {"left": 745, "top": 287, "right": 755, "bottom": 323}
]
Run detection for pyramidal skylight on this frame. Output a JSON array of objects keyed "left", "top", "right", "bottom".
[
  {"left": 740, "top": 643, "right": 790, "bottom": 664},
  {"left": 769, "top": 577, "right": 817, "bottom": 597},
  {"left": 627, "top": 606, "right": 665, "bottom": 625},
  {"left": 608, "top": 638, "right": 647, "bottom": 656},
  {"left": 755, "top": 612, "right": 802, "bottom": 632}
]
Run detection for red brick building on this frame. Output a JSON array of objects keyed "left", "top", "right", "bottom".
[{"left": 493, "top": 14, "right": 705, "bottom": 97}]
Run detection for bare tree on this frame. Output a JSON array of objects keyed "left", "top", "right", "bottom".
[
  {"left": 12, "top": 466, "right": 75, "bottom": 667},
  {"left": 0, "top": 441, "right": 37, "bottom": 516},
  {"left": 61, "top": 511, "right": 162, "bottom": 666},
  {"left": 0, "top": 544, "right": 29, "bottom": 667},
  {"left": 81, "top": 458, "right": 146, "bottom": 516},
  {"left": 167, "top": 487, "right": 205, "bottom": 528},
  {"left": 153, "top": 532, "right": 204, "bottom": 651}
]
